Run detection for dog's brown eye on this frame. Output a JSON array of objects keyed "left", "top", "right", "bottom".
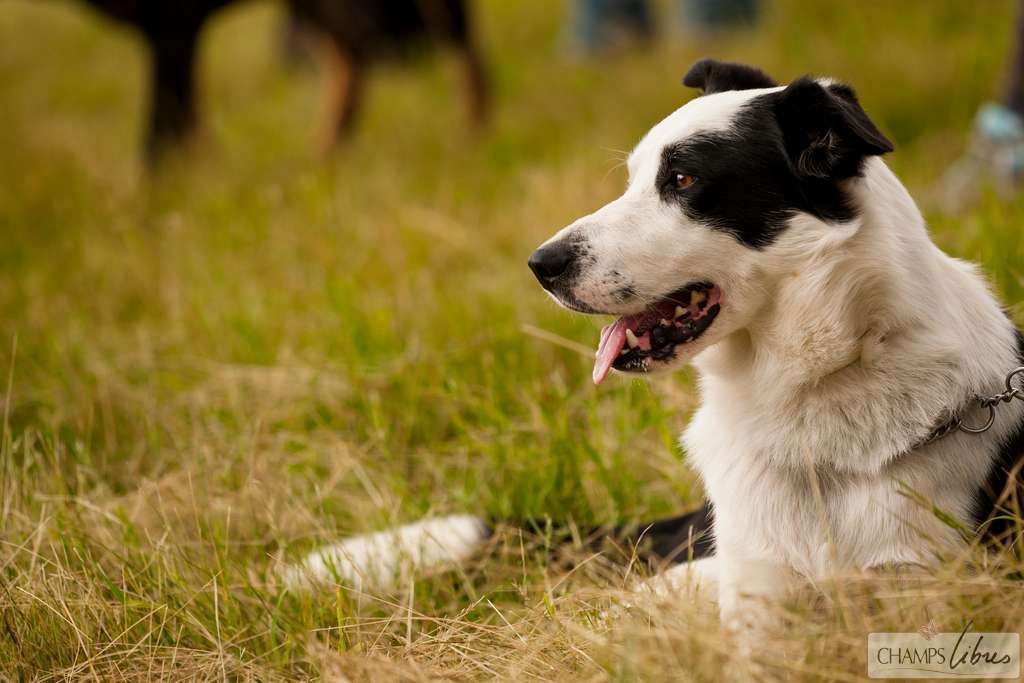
[{"left": 674, "top": 173, "right": 697, "bottom": 190}]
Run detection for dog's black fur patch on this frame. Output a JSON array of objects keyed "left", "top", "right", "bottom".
[
  {"left": 509, "top": 502, "right": 715, "bottom": 569},
  {"left": 682, "top": 58, "right": 776, "bottom": 94},
  {"left": 662, "top": 72, "right": 893, "bottom": 248},
  {"left": 774, "top": 78, "right": 894, "bottom": 181},
  {"left": 974, "top": 329, "right": 1024, "bottom": 545},
  {"left": 579, "top": 502, "right": 715, "bottom": 565},
  {"left": 627, "top": 501, "right": 716, "bottom": 564}
]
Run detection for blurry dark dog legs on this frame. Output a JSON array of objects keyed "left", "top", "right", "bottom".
[
  {"left": 145, "top": 26, "right": 201, "bottom": 163},
  {"left": 280, "top": 7, "right": 316, "bottom": 69},
  {"left": 455, "top": 42, "right": 489, "bottom": 129},
  {"left": 322, "top": 40, "right": 364, "bottom": 150}
]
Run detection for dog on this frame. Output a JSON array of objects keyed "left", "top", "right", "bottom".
[
  {"left": 284, "top": 60, "right": 1024, "bottom": 632},
  {"left": 79, "top": 0, "right": 488, "bottom": 162}
]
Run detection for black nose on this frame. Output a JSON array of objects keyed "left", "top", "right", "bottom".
[{"left": 528, "top": 241, "right": 574, "bottom": 283}]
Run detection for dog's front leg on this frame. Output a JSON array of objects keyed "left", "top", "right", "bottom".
[
  {"left": 637, "top": 555, "right": 720, "bottom": 605},
  {"left": 717, "top": 555, "right": 798, "bottom": 654},
  {"left": 636, "top": 554, "right": 796, "bottom": 674}
]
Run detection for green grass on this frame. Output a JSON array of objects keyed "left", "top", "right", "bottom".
[{"left": 1, "top": 0, "right": 1023, "bottom": 679}]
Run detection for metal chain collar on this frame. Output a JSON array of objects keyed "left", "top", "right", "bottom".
[{"left": 923, "top": 366, "right": 1024, "bottom": 445}]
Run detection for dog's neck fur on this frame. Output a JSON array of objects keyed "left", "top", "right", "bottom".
[{"left": 691, "top": 158, "right": 1022, "bottom": 475}]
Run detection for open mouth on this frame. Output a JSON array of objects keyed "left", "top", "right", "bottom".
[{"left": 593, "top": 282, "right": 722, "bottom": 384}]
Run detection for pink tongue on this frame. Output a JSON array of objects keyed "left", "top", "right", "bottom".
[{"left": 593, "top": 319, "right": 628, "bottom": 385}]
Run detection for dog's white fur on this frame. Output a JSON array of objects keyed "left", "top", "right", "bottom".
[
  {"left": 545, "top": 84, "right": 1022, "bottom": 623},
  {"left": 284, "top": 82, "right": 1023, "bottom": 630},
  {"left": 282, "top": 514, "right": 487, "bottom": 591}
]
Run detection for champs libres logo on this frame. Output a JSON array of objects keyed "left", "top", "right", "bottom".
[{"left": 868, "top": 621, "right": 1020, "bottom": 679}]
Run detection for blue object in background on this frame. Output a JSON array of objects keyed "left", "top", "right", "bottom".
[
  {"left": 572, "top": 0, "right": 653, "bottom": 55},
  {"left": 572, "top": 0, "right": 759, "bottom": 56},
  {"left": 679, "top": 0, "right": 759, "bottom": 30}
]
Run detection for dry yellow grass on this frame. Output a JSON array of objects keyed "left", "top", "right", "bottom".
[{"left": 1, "top": 0, "right": 1023, "bottom": 680}]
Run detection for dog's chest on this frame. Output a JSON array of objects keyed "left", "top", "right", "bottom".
[{"left": 681, "top": 396, "right": 973, "bottom": 575}]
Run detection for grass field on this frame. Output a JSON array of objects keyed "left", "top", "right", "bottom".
[{"left": 2, "top": 0, "right": 1024, "bottom": 680}]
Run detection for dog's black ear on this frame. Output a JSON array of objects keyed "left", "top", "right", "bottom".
[
  {"left": 682, "top": 58, "right": 776, "bottom": 94},
  {"left": 773, "top": 77, "right": 893, "bottom": 180}
]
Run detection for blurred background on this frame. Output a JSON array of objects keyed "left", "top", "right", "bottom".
[{"left": 2, "top": 1, "right": 1023, "bottom": 679}]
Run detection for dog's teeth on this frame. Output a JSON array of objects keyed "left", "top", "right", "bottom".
[
  {"left": 674, "top": 306, "right": 686, "bottom": 319},
  {"left": 660, "top": 318, "right": 672, "bottom": 327},
  {"left": 625, "top": 329, "right": 639, "bottom": 349},
  {"left": 689, "top": 290, "right": 707, "bottom": 307}
]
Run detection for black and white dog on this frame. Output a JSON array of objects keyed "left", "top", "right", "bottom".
[{"left": 285, "top": 60, "right": 1024, "bottom": 626}]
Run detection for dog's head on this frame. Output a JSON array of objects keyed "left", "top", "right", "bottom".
[{"left": 529, "top": 59, "right": 893, "bottom": 384}]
